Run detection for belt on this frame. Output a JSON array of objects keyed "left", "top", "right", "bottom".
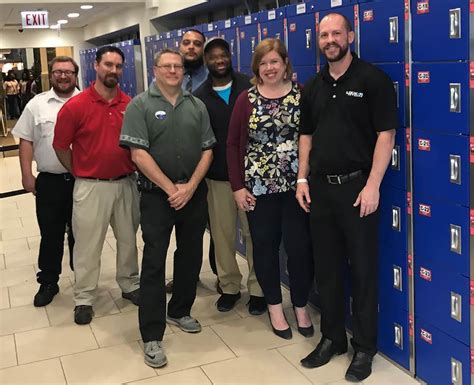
[
  {"left": 40, "top": 172, "right": 74, "bottom": 181},
  {"left": 81, "top": 173, "right": 132, "bottom": 182},
  {"left": 326, "top": 170, "right": 363, "bottom": 185}
]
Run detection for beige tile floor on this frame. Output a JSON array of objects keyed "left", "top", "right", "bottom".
[{"left": 0, "top": 157, "right": 421, "bottom": 384}]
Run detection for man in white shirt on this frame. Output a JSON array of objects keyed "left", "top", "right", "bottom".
[{"left": 12, "top": 56, "right": 80, "bottom": 307}]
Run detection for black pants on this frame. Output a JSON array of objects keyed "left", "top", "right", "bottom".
[
  {"left": 139, "top": 183, "right": 208, "bottom": 342},
  {"left": 246, "top": 191, "right": 313, "bottom": 307},
  {"left": 35, "top": 172, "right": 75, "bottom": 285},
  {"left": 6, "top": 95, "right": 20, "bottom": 119},
  {"left": 310, "top": 174, "right": 379, "bottom": 356}
]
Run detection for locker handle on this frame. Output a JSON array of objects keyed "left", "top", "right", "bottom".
[
  {"left": 451, "top": 358, "right": 462, "bottom": 384},
  {"left": 391, "top": 145, "right": 400, "bottom": 170},
  {"left": 389, "top": 17, "right": 398, "bottom": 44},
  {"left": 305, "top": 29, "right": 312, "bottom": 49},
  {"left": 251, "top": 37, "right": 256, "bottom": 53},
  {"left": 230, "top": 39, "right": 235, "bottom": 56},
  {"left": 449, "top": 8, "right": 461, "bottom": 39},
  {"left": 275, "top": 32, "right": 281, "bottom": 41},
  {"left": 393, "top": 265, "right": 402, "bottom": 291},
  {"left": 450, "top": 292, "right": 462, "bottom": 322},
  {"left": 391, "top": 206, "right": 401, "bottom": 232},
  {"left": 450, "top": 224, "right": 462, "bottom": 254},
  {"left": 394, "top": 323, "right": 403, "bottom": 349},
  {"left": 450, "top": 83, "right": 461, "bottom": 113},
  {"left": 393, "top": 81, "right": 400, "bottom": 109},
  {"left": 450, "top": 155, "right": 461, "bottom": 185}
]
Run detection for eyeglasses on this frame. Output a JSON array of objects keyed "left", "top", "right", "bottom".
[
  {"left": 156, "top": 64, "right": 184, "bottom": 72},
  {"left": 52, "top": 70, "right": 76, "bottom": 77}
]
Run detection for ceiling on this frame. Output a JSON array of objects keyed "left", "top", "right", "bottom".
[{"left": 0, "top": 2, "right": 141, "bottom": 30}]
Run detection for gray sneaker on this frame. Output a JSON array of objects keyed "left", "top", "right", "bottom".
[
  {"left": 166, "top": 315, "right": 202, "bottom": 333},
  {"left": 143, "top": 340, "right": 167, "bottom": 368}
]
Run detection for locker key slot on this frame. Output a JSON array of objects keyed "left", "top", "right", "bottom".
[
  {"left": 391, "top": 145, "right": 400, "bottom": 171},
  {"left": 449, "top": 8, "right": 461, "bottom": 39},
  {"left": 450, "top": 224, "right": 462, "bottom": 254},
  {"left": 393, "top": 265, "right": 402, "bottom": 291},
  {"left": 389, "top": 17, "right": 398, "bottom": 43},
  {"left": 305, "top": 29, "right": 312, "bottom": 49},
  {"left": 451, "top": 358, "right": 463, "bottom": 385},
  {"left": 449, "top": 155, "right": 461, "bottom": 185},
  {"left": 449, "top": 83, "right": 461, "bottom": 113},
  {"left": 394, "top": 323, "right": 403, "bottom": 349},
  {"left": 450, "top": 292, "right": 462, "bottom": 322},
  {"left": 391, "top": 206, "right": 401, "bottom": 232}
]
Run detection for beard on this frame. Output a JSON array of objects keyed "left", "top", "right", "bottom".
[
  {"left": 103, "top": 74, "right": 119, "bottom": 88},
  {"left": 52, "top": 80, "right": 76, "bottom": 96},
  {"left": 323, "top": 42, "right": 350, "bottom": 62},
  {"left": 208, "top": 65, "right": 232, "bottom": 79},
  {"left": 184, "top": 56, "right": 204, "bottom": 72}
]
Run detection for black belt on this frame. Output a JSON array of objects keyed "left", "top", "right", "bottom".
[
  {"left": 81, "top": 173, "right": 132, "bottom": 182},
  {"left": 40, "top": 172, "right": 74, "bottom": 181},
  {"left": 325, "top": 170, "right": 363, "bottom": 185}
]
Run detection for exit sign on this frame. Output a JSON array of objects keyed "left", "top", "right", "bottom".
[{"left": 21, "top": 11, "right": 49, "bottom": 29}]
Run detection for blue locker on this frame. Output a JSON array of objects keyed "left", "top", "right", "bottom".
[
  {"left": 375, "top": 63, "right": 407, "bottom": 127},
  {"left": 411, "top": 0, "right": 470, "bottom": 62},
  {"left": 412, "top": 62, "right": 470, "bottom": 135},
  {"left": 382, "top": 127, "right": 407, "bottom": 191},
  {"left": 378, "top": 186, "right": 408, "bottom": 253},
  {"left": 237, "top": 14, "right": 260, "bottom": 69},
  {"left": 415, "top": 258, "right": 470, "bottom": 345},
  {"left": 413, "top": 129, "right": 469, "bottom": 207},
  {"left": 217, "top": 19, "right": 239, "bottom": 69},
  {"left": 379, "top": 245, "right": 408, "bottom": 312},
  {"left": 258, "top": 7, "right": 286, "bottom": 41},
  {"left": 313, "top": 0, "right": 357, "bottom": 11},
  {"left": 378, "top": 308, "right": 410, "bottom": 370},
  {"left": 203, "top": 22, "right": 219, "bottom": 39},
  {"left": 359, "top": 0, "right": 406, "bottom": 63},
  {"left": 292, "top": 66, "right": 317, "bottom": 84},
  {"left": 144, "top": 37, "right": 154, "bottom": 86},
  {"left": 240, "top": 66, "right": 253, "bottom": 78},
  {"left": 413, "top": 196, "right": 469, "bottom": 277},
  {"left": 415, "top": 318, "right": 470, "bottom": 385},
  {"left": 286, "top": 1, "right": 317, "bottom": 68}
]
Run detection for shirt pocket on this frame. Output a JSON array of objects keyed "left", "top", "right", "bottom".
[{"left": 36, "top": 116, "right": 56, "bottom": 146}]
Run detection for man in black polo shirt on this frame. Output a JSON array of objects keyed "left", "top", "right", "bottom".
[{"left": 296, "top": 13, "right": 397, "bottom": 382}]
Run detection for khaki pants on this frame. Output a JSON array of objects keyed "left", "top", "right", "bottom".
[
  {"left": 72, "top": 177, "right": 140, "bottom": 306},
  {"left": 206, "top": 179, "right": 262, "bottom": 297}
]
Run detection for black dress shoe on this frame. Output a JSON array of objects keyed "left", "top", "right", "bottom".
[
  {"left": 248, "top": 295, "right": 267, "bottom": 315},
  {"left": 33, "top": 284, "right": 59, "bottom": 307},
  {"left": 292, "top": 306, "right": 314, "bottom": 337},
  {"left": 122, "top": 288, "right": 140, "bottom": 306},
  {"left": 345, "top": 352, "right": 373, "bottom": 382},
  {"left": 74, "top": 305, "right": 94, "bottom": 325},
  {"left": 300, "top": 337, "right": 347, "bottom": 368},
  {"left": 268, "top": 310, "right": 292, "bottom": 340},
  {"left": 216, "top": 292, "right": 241, "bottom": 312}
]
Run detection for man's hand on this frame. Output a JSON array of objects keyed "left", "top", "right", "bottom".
[
  {"left": 353, "top": 182, "right": 380, "bottom": 217},
  {"left": 168, "top": 182, "right": 196, "bottom": 210},
  {"left": 233, "top": 188, "right": 256, "bottom": 212},
  {"left": 22, "top": 174, "right": 36, "bottom": 194},
  {"left": 296, "top": 182, "right": 311, "bottom": 213}
]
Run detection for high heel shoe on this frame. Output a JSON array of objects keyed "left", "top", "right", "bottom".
[
  {"left": 293, "top": 306, "right": 314, "bottom": 338},
  {"left": 267, "top": 310, "right": 292, "bottom": 340}
]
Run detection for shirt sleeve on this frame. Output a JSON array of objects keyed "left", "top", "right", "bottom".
[
  {"left": 120, "top": 97, "right": 150, "bottom": 150},
  {"left": 52, "top": 103, "right": 76, "bottom": 150},
  {"left": 368, "top": 69, "right": 399, "bottom": 132},
  {"left": 299, "top": 77, "right": 317, "bottom": 136},
  {"left": 11, "top": 102, "right": 34, "bottom": 141},
  {"left": 198, "top": 100, "right": 217, "bottom": 150}
]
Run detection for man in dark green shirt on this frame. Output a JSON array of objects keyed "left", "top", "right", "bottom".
[{"left": 120, "top": 48, "right": 216, "bottom": 369}]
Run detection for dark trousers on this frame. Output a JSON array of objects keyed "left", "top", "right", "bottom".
[
  {"left": 6, "top": 95, "right": 20, "bottom": 119},
  {"left": 246, "top": 191, "right": 313, "bottom": 307},
  {"left": 35, "top": 172, "right": 75, "bottom": 285},
  {"left": 139, "top": 183, "right": 208, "bottom": 342},
  {"left": 310, "top": 174, "right": 379, "bottom": 356}
]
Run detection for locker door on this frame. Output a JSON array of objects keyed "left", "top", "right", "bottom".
[
  {"left": 411, "top": 0, "right": 470, "bottom": 62},
  {"left": 203, "top": 22, "right": 219, "bottom": 39},
  {"left": 412, "top": 62, "right": 470, "bottom": 135},
  {"left": 359, "top": 0, "right": 406, "bottom": 63},
  {"left": 378, "top": 308, "right": 410, "bottom": 370},
  {"left": 292, "top": 66, "right": 317, "bottom": 84},
  {"left": 381, "top": 127, "right": 407, "bottom": 191},
  {"left": 259, "top": 8, "right": 286, "bottom": 41},
  {"left": 379, "top": 245, "right": 408, "bottom": 312},
  {"left": 375, "top": 63, "right": 407, "bottom": 127},
  {"left": 413, "top": 129, "right": 469, "bottom": 206},
  {"left": 286, "top": 2, "right": 317, "bottom": 67},
  {"left": 313, "top": 0, "right": 358, "bottom": 11},
  {"left": 378, "top": 186, "right": 408, "bottom": 253},
  {"left": 238, "top": 14, "right": 260, "bottom": 68},
  {"left": 218, "top": 18, "right": 239, "bottom": 69}
]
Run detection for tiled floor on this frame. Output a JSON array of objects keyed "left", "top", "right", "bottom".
[{"left": 0, "top": 157, "right": 421, "bottom": 384}]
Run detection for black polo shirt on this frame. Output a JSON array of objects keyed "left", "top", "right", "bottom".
[{"left": 300, "top": 53, "right": 398, "bottom": 175}]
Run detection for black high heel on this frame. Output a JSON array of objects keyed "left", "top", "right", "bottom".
[
  {"left": 293, "top": 306, "right": 314, "bottom": 338},
  {"left": 267, "top": 310, "right": 292, "bottom": 340}
]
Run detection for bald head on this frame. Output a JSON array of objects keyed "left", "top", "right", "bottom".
[
  {"left": 318, "top": 13, "right": 354, "bottom": 63},
  {"left": 320, "top": 13, "right": 353, "bottom": 33}
]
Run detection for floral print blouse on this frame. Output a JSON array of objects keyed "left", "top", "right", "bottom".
[{"left": 244, "top": 82, "right": 301, "bottom": 196}]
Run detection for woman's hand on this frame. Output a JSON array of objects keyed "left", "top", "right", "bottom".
[{"left": 233, "top": 188, "right": 257, "bottom": 212}]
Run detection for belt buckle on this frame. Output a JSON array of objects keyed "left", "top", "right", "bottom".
[{"left": 327, "top": 174, "right": 342, "bottom": 185}]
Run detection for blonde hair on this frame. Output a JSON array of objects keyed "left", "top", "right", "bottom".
[{"left": 250, "top": 38, "right": 293, "bottom": 85}]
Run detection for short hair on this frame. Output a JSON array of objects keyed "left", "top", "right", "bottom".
[
  {"left": 48, "top": 56, "right": 79, "bottom": 76},
  {"left": 321, "top": 12, "right": 353, "bottom": 32},
  {"left": 96, "top": 46, "right": 125, "bottom": 64},
  {"left": 181, "top": 29, "right": 206, "bottom": 44},
  {"left": 250, "top": 38, "right": 293, "bottom": 85},
  {"left": 154, "top": 48, "right": 184, "bottom": 66}
]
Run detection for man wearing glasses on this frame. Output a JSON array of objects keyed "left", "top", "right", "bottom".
[
  {"left": 120, "top": 48, "right": 216, "bottom": 368},
  {"left": 53, "top": 46, "right": 140, "bottom": 325},
  {"left": 12, "top": 56, "right": 79, "bottom": 307}
]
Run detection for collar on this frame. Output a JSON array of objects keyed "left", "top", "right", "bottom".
[
  {"left": 149, "top": 82, "right": 189, "bottom": 104},
  {"left": 321, "top": 52, "right": 360, "bottom": 83},
  {"left": 46, "top": 87, "right": 80, "bottom": 103},
  {"left": 88, "top": 81, "right": 124, "bottom": 105}
]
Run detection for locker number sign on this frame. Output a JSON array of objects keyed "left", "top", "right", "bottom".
[{"left": 416, "top": 1, "right": 430, "bottom": 14}]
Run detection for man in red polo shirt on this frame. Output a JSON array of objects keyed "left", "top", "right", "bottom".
[{"left": 53, "top": 46, "right": 140, "bottom": 325}]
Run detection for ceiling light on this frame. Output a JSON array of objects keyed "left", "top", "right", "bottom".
[
  {"left": 57, "top": 19, "right": 68, "bottom": 24},
  {"left": 50, "top": 24, "right": 60, "bottom": 29},
  {"left": 80, "top": 5, "right": 93, "bottom": 10},
  {"left": 68, "top": 13, "right": 80, "bottom": 18}
]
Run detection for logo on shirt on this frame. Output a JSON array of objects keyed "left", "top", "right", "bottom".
[
  {"left": 345, "top": 90, "right": 364, "bottom": 98},
  {"left": 155, "top": 111, "right": 167, "bottom": 120}
]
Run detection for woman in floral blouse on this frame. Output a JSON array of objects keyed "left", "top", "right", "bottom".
[{"left": 227, "top": 38, "right": 314, "bottom": 340}]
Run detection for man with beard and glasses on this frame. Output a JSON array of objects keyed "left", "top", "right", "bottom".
[
  {"left": 296, "top": 13, "right": 397, "bottom": 382},
  {"left": 53, "top": 46, "right": 140, "bottom": 325},
  {"left": 194, "top": 37, "right": 266, "bottom": 314},
  {"left": 12, "top": 56, "right": 79, "bottom": 307}
]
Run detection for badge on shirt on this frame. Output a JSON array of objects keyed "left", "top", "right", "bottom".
[{"left": 155, "top": 111, "right": 167, "bottom": 120}]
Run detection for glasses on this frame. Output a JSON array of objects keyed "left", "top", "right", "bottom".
[
  {"left": 156, "top": 64, "right": 184, "bottom": 72},
  {"left": 52, "top": 70, "right": 76, "bottom": 77}
]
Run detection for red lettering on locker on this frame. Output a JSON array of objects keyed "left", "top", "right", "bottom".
[
  {"left": 420, "top": 328, "right": 432, "bottom": 344},
  {"left": 416, "top": 1, "right": 429, "bottom": 14},
  {"left": 417, "top": 71, "right": 430, "bottom": 83},
  {"left": 418, "top": 204, "right": 431, "bottom": 217},
  {"left": 419, "top": 266, "right": 432, "bottom": 281},
  {"left": 418, "top": 138, "right": 430, "bottom": 151},
  {"left": 289, "top": 23, "right": 296, "bottom": 32},
  {"left": 363, "top": 10, "right": 374, "bottom": 22}
]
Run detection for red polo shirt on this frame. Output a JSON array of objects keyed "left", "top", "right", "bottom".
[{"left": 53, "top": 83, "right": 135, "bottom": 178}]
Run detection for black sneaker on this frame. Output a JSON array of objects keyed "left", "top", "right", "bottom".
[
  {"left": 248, "top": 295, "right": 267, "bottom": 315},
  {"left": 33, "top": 284, "right": 59, "bottom": 307},
  {"left": 216, "top": 293, "right": 241, "bottom": 312},
  {"left": 74, "top": 305, "right": 94, "bottom": 325},
  {"left": 122, "top": 288, "right": 140, "bottom": 306}
]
